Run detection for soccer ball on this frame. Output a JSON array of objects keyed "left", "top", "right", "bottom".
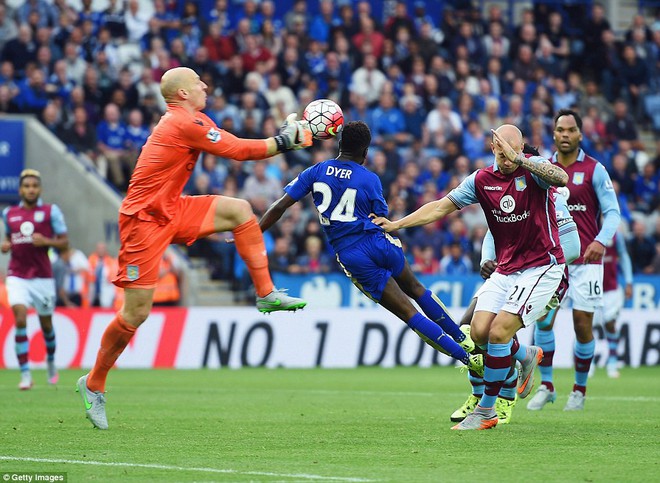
[{"left": 302, "top": 99, "right": 344, "bottom": 140}]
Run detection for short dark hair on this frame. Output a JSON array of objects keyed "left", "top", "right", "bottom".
[
  {"left": 340, "top": 121, "right": 371, "bottom": 154},
  {"left": 554, "top": 109, "right": 582, "bottom": 131}
]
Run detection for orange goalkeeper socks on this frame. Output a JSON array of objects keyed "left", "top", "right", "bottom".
[
  {"left": 233, "top": 216, "right": 275, "bottom": 297},
  {"left": 87, "top": 314, "right": 137, "bottom": 393}
]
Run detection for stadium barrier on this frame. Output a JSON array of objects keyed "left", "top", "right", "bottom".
[
  {"left": 273, "top": 273, "right": 660, "bottom": 309},
  {"left": 1, "top": 307, "right": 658, "bottom": 369}
]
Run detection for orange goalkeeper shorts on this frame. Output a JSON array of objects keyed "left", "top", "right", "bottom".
[{"left": 114, "top": 195, "right": 218, "bottom": 289}]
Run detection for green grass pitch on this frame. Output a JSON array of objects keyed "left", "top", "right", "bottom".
[{"left": 1, "top": 367, "right": 659, "bottom": 482}]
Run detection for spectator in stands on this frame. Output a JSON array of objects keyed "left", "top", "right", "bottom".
[
  {"left": 424, "top": 97, "right": 462, "bottom": 152},
  {"left": 53, "top": 246, "right": 90, "bottom": 307},
  {"left": 15, "top": 69, "right": 49, "bottom": 115},
  {"left": 619, "top": 44, "right": 650, "bottom": 122},
  {"left": 411, "top": 244, "right": 440, "bottom": 274},
  {"left": 88, "top": 242, "right": 118, "bottom": 308},
  {"left": 606, "top": 99, "right": 641, "bottom": 148},
  {"left": 0, "top": 5, "right": 17, "bottom": 53},
  {"left": 628, "top": 220, "right": 656, "bottom": 273},
  {"left": 634, "top": 162, "right": 660, "bottom": 214},
  {"left": 608, "top": 151, "right": 637, "bottom": 198},
  {"left": 296, "top": 236, "right": 332, "bottom": 274},
  {"left": 269, "top": 236, "right": 301, "bottom": 274},
  {"left": 152, "top": 253, "right": 181, "bottom": 306},
  {"left": 124, "top": 108, "right": 150, "bottom": 171},
  {"left": 241, "top": 162, "right": 282, "bottom": 206},
  {"left": 2, "top": 24, "right": 36, "bottom": 79},
  {"left": 439, "top": 241, "right": 473, "bottom": 275},
  {"left": 125, "top": 0, "right": 149, "bottom": 43},
  {"left": 61, "top": 41, "right": 86, "bottom": 86},
  {"left": 350, "top": 53, "right": 387, "bottom": 106},
  {"left": 371, "top": 91, "right": 407, "bottom": 144},
  {"left": 97, "top": 103, "right": 129, "bottom": 190}
]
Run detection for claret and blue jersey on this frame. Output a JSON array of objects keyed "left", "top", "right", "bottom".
[{"left": 285, "top": 158, "right": 389, "bottom": 252}]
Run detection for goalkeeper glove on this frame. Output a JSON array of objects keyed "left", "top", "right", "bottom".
[{"left": 274, "top": 113, "right": 313, "bottom": 152}]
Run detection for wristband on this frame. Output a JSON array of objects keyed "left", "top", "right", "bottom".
[{"left": 274, "top": 135, "right": 289, "bottom": 152}]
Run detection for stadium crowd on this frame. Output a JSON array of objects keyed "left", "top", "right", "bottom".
[{"left": 1, "top": 0, "right": 660, "bottom": 301}]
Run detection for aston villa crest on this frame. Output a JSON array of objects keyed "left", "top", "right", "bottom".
[
  {"left": 515, "top": 176, "right": 527, "bottom": 191},
  {"left": 573, "top": 172, "right": 584, "bottom": 185}
]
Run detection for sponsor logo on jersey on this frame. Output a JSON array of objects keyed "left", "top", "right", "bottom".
[
  {"left": 492, "top": 210, "right": 530, "bottom": 223},
  {"left": 572, "top": 172, "right": 584, "bottom": 185},
  {"left": 20, "top": 221, "right": 34, "bottom": 236},
  {"left": 484, "top": 185, "right": 503, "bottom": 191},
  {"left": 206, "top": 128, "right": 221, "bottom": 143},
  {"left": 567, "top": 204, "right": 588, "bottom": 211},
  {"left": 499, "top": 195, "right": 516, "bottom": 213},
  {"left": 515, "top": 176, "right": 527, "bottom": 191}
]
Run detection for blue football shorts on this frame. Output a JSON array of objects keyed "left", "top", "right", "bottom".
[{"left": 335, "top": 232, "right": 405, "bottom": 302}]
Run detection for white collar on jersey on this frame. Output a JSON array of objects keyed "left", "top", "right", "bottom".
[
  {"left": 552, "top": 148, "right": 586, "bottom": 163},
  {"left": 19, "top": 198, "right": 44, "bottom": 208}
]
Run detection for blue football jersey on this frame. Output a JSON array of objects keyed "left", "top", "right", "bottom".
[{"left": 284, "top": 159, "right": 389, "bottom": 251}]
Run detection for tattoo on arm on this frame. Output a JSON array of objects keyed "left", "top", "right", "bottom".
[{"left": 516, "top": 155, "right": 568, "bottom": 186}]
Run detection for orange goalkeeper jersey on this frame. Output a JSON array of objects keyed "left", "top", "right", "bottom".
[{"left": 120, "top": 105, "right": 270, "bottom": 224}]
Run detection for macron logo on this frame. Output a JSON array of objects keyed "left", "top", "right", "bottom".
[{"left": 484, "top": 186, "right": 503, "bottom": 191}]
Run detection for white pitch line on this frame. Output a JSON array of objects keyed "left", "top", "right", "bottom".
[{"left": 0, "top": 456, "right": 375, "bottom": 482}]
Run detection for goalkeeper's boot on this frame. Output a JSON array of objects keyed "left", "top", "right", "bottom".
[
  {"left": 517, "top": 346, "right": 543, "bottom": 399},
  {"left": 495, "top": 396, "right": 517, "bottom": 425},
  {"left": 450, "top": 394, "right": 480, "bottom": 422},
  {"left": 526, "top": 384, "right": 557, "bottom": 411},
  {"left": 451, "top": 406, "right": 498, "bottom": 430},
  {"left": 76, "top": 374, "right": 108, "bottom": 430},
  {"left": 457, "top": 324, "right": 475, "bottom": 353},
  {"left": 257, "top": 288, "right": 307, "bottom": 314}
]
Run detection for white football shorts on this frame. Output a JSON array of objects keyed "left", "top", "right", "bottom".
[
  {"left": 565, "top": 263, "right": 604, "bottom": 312},
  {"left": 474, "top": 263, "right": 565, "bottom": 327},
  {"left": 6, "top": 276, "right": 56, "bottom": 316},
  {"left": 596, "top": 288, "right": 624, "bottom": 324}
]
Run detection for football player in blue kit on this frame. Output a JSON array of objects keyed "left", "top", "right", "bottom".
[{"left": 259, "top": 121, "right": 482, "bottom": 372}]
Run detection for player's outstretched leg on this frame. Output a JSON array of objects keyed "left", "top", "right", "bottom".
[
  {"left": 394, "top": 265, "right": 474, "bottom": 352},
  {"left": 414, "top": 289, "right": 474, "bottom": 352},
  {"left": 76, "top": 374, "right": 108, "bottom": 430},
  {"left": 231, "top": 216, "right": 306, "bottom": 313}
]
